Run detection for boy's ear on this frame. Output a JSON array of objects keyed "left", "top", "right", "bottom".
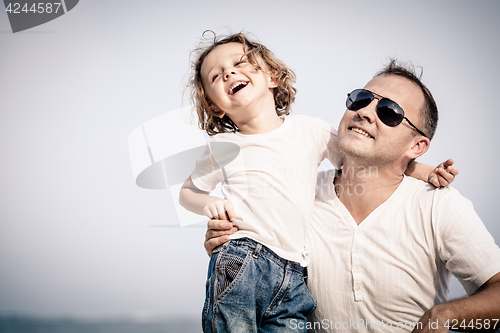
[
  {"left": 269, "top": 75, "right": 278, "bottom": 89},
  {"left": 209, "top": 103, "right": 225, "bottom": 118},
  {"left": 406, "top": 136, "right": 430, "bottom": 160}
]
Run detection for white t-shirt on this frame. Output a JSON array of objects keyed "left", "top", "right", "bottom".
[
  {"left": 307, "top": 170, "right": 500, "bottom": 332},
  {"left": 191, "top": 115, "right": 342, "bottom": 266}
]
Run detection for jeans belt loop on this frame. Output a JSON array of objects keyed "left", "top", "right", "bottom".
[{"left": 253, "top": 243, "right": 262, "bottom": 258}]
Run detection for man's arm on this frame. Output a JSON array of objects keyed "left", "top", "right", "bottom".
[
  {"left": 413, "top": 273, "right": 500, "bottom": 332},
  {"left": 203, "top": 219, "right": 238, "bottom": 256}
]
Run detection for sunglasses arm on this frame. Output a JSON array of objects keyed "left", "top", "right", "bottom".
[{"left": 404, "top": 117, "right": 427, "bottom": 137}]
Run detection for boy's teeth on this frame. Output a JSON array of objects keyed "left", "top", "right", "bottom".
[
  {"left": 351, "top": 127, "right": 371, "bottom": 138},
  {"left": 229, "top": 81, "right": 248, "bottom": 94}
]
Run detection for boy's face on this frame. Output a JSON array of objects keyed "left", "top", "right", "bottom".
[{"left": 200, "top": 42, "right": 277, "bottom": 122}]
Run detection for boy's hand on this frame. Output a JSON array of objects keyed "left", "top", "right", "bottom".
[
  {"left": 203, "top": 198, "right": 235, "bottom": 221},
  {"left": 204, "top": 219, "right": 238, "bottom": 256},
  {"left": 428, "top": 158, "right": 459, "bottom": 187}
]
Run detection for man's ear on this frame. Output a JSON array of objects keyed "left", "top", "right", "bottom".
[{"left": 406, "top": 136, "right": 430, "bottom": 160}]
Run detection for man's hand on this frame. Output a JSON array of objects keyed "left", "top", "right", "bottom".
[
  {"left": 428, "top": 158, "right": 459, "bottom": 187},
  {"left": 203, "top": 198, "right": 235, "bottom": 221},
  {"left": 412, "top": 305, "right": 452, "bottom": 333},
  {"left": 204, "top": 219, "right": 238, "bottom": 256},
  {"left": 412, "top": 273, "right": 500, "bottom": 333}
]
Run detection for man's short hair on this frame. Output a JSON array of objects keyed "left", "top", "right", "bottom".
[{"left": 374, "top": 59, "right": 438, "bottom": 140}]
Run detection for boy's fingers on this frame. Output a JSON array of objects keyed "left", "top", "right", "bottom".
[
  {"left": 435, "top": 169, "right": 454, "bottom": 186},
  {"left": 447, "top": 166, "right": 459, "bottom": 176},
  {"left": 214, "top": 204, "right": 228, "bottom": 220},
  {"left": 221, "top": 201, "right": 235, "bottom": 221},
  {"left": 443, "top": 158, "right": 455, "bottom": 168},
  {"left": 203, "top": 206, "right": 216, "bottom": 219},
  {"left": 438, "top": 167, "right": 454, "bottom": 181},
  {"left": 226, "top": 208, "right": 236, "bottom": 221},
  {"left": 218, "top": 212, "right": 229, "bottom": 220},
  {"left": 429, "top": 174, "right": 438, "bottom": 187},
  {"left": 431, "top": 176, "right": 439, "bottom": 187}
]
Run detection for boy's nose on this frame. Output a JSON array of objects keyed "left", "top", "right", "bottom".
[{"left": 224, "top": 70, "right": 236, "bottom": 80}]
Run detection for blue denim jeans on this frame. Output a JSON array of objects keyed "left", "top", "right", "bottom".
[{"left": 202, "top": 238, "right": 316, "bottom": 333}]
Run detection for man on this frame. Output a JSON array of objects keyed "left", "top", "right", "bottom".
[{"left": 204, "top": 61, "right": 500, "bottom": 332}]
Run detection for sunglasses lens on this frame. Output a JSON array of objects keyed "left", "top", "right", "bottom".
[
  {"left": 376, "top": 99, "right": 404, "bottom": 127},
  {"left": 347, "top": 89, "right": 373, "bottom": 111}
]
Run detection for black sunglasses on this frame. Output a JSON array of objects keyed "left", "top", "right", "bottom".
[{"left": 346, "top": 89, "right": 427, "bottom": 137}]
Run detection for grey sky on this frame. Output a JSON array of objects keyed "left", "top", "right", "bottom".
[{"left": 0, "top": 0, "right": 499, "bottom": 321}]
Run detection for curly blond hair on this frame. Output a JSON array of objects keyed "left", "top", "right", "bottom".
[{"left": 188, "top": 31, "right": 297, "bottom": 136}]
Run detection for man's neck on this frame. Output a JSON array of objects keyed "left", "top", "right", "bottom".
[{"left": 335, "top": 159, "right": 405, "bottom": 225}]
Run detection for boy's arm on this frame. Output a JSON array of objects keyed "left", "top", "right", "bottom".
[
  {"left": 405, "top": 159, "right": 459, "bottom": 187},
  {"left": 179, "top": 176, "right": 235, "bottom": 221}
]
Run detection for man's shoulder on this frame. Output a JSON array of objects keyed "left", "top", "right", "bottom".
[
  {"left": 402, "top": 176, "right": 460, "bottom": 196},
  {"left": 400, "top": 176, "right": 472, "bottom": 212}
]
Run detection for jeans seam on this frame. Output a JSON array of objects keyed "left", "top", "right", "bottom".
[
  {"left": 265, "top": 263, "right": 290, "bottom": 315},
  {"left": 202, "top": 276, "right": 211, "bottom": 333}
]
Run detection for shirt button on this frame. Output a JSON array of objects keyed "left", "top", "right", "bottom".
[
  {"left": 353, "top": 268, "right": 358, "bottom": 273},
  {"left": 352, "top": 248, "right": 357, "bottom": 253},
  {"left": 355, "top": 286, "right": 360, "bottom": 291}
]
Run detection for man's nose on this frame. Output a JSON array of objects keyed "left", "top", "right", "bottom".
[{"left": 356, "top": 99, "right": 378, "bottom": 123}]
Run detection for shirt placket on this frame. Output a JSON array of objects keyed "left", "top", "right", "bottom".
[{"left": 351, "top": 227, "right": 363, "bottom": 301}]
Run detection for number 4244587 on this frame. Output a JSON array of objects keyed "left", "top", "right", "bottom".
[
  {"left": 5, "top": 3, "right": 62, "bottom": 14},
  {"left": 444, "top": 319, "right": 499, "bottom": 330}
]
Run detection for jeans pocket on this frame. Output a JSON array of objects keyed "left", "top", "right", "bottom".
[
  {"left": 214, "top": 252, "right": 245, "bottom": 300},
  {"left": 202, "top": 277, "right": 211, "bottom": 332}
]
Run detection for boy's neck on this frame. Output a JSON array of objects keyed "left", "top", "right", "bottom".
[
  {"left": 231, "top": 94, "right": 284, "bottom": 135},
  {"left": 237, "top": 112, "right": 284, "bottom": 135}
]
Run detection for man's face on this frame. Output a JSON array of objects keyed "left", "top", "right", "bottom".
[{"left": 337, "top": 74, "right": 426, "bottom": 166}]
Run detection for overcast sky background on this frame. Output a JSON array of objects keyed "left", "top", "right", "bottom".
[{"left": 1, "top": 0, "right": 499, "bottom": 322}]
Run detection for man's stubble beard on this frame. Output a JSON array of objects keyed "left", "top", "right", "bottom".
[{"left": 338, "top": 139, "right": 397, "bottom": 170}]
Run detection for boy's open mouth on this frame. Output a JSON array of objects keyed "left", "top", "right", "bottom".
[{"left": 229, "top": 81, "right": 249, "bottom": 95}]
